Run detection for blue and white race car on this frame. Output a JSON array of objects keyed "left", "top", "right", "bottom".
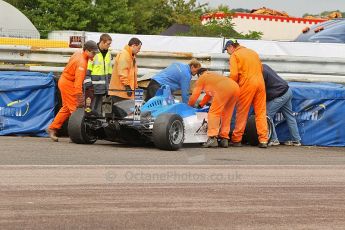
[{"left": 68, "top": 85, "right": 272, "bottom": 150}]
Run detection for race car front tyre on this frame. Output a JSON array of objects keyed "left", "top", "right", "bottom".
[
  {"left": 68, "top": 108, "right": 97, "bottom": 144},
  {"left": 244, "top": 115, "right": 273, "bottom": 146},
  {"left": 153, "top": 113, "right": 184, "bottom": 151}
]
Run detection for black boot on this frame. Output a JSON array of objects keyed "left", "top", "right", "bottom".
[{"left": 219, "top": 138, "right": 229, "bottom": 148}]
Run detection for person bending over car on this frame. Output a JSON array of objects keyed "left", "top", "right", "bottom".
[
  {"left": 108, "top": 37, "right": 142, "bottom": 102},
  {"left": 262, "top": 64, "right": 302, "bottom": 146},
  {"left": 145, "top": 59, "right": 201, "bottom": 103},
  {"left": 188, "top": 68, "right": 239, "bottom": 148}
]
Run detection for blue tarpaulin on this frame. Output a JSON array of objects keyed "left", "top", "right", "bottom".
[
  {"left": 0, "top": 71, "right": 55, "bottom": 136},
  {"left": 275, "top": 82, "right": 345, "bottom": 146}
]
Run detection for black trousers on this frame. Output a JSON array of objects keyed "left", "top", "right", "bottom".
[
  {"left": 145, "top": 79, "right": 161, "bottom": 102},
  {"left": 91, "top": 94, "right": 104, "bottom": 116}
]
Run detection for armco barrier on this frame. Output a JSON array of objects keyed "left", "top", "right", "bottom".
[
  {"left": 1, "top": 45, "right": 345, "bottom": 83},
  {"left": 0, "top": 37, "right": 69, "bottom": 48}
]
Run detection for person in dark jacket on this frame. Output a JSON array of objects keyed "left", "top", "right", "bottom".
[{"left": 263, "top": 64, "right": 301, "bottom": 146}]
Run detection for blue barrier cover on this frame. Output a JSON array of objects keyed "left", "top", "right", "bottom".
[
  {"left": 276, "top": 82, "right": 345, "bottom": 146},
  {"left": 0, "top": 71, "right": 55, "bottom": 136}
]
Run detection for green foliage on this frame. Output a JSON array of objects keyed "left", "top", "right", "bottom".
[
  {"left": 202, "top": 4, "right": 233, "bottom": 14},
  {"left": 241, "top": 31, "right": 263, "bottom": 40},
  {"left": 232, "top": 8, "right": 251, "bottom": 13},
  {"left": 215, "top": 5, "right": 232, "bottom": 14},
  {"left": 8, "top": 0, "right": 92, "bottom": 37},
  {"left": 128, "top": 0, "right": 205, "bottom": 34},
  {"left": 4, "top": 0, "right": 261, "bottom": 39},
  {"left": 303, "top": 10, "right": 345, "bottom": 18},
  {"left": 178, "top": 18, "right": 240, "bottom": 37},
  {"left": 177, "top": 18, "right": 262, "bottom": 39},
  {"left": 5, "top": 0, "right": 135, "bottom": 37},
  {"left": 168, "top": 0, "right": 204, "bottom": 25},
  {"left": 90, "top": 0, "right": 135, "bottom": 34},
  {"left": 320, "top": 10, "right": 344, "bottom": 17},
  {"left": 128, "top": 0, "right": 173, "bottom": 34}
]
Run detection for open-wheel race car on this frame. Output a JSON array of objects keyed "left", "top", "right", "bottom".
[{"left": 68, "top": 85, "right": 273, "bottom": 150}]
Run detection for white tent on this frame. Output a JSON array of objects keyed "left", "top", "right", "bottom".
[{"left": 0, "top": 0, "right": 40, "bottom": 38}]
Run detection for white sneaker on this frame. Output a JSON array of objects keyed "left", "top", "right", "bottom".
[
  {"left": 268, "top": 139, "right": 280, "bottom": 146},
  {"left": 284, "top": 141, "right": 301, "bottom": 146}
]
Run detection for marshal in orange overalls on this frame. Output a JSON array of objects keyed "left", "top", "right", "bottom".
[
  {"left": 229, "top": 46, "right": 268, "bottom": 143},
  {"left": 188, "top": 71, "right": 240, "bottom": 139},
  {"left": 49, "top": 50, "right": 89, "bottom": 130}
]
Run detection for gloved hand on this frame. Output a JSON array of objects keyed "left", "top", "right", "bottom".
[
  {"left": 76, "top": 93, "right": 84, "bottom": 108},
  {"left": 196, "top": 104, "right": 203, "bottom": 109},
  {"left": 125, "top": 85, "right": 132, "bottom": 97}
]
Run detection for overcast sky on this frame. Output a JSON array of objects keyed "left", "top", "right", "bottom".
[{"left": 196, "top": 0, "right": 345, "bottom": 17}]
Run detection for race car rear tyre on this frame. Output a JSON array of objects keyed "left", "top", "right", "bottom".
[
  {"left": 244, "top": 115, "right": 273, "bottom": 146},
  {"left": 153, "top": 113, "right": 184, "bottom": 151},
  {"left": 68, "top": 108, "right": 97, "bottom": 144}
]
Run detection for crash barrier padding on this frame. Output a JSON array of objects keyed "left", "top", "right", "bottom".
[
  {"left": 0, "top": 71, "right": 55, "bottom": 136},
  {"left": 276, "top": 82, "right": 345, "bottom": 146},
  {"left": 0, "top": 37, "right": 69, "bottom": 48}
]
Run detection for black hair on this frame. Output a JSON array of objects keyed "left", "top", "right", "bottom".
[
  {"left": 128, "top": 37, "right": 142, "bottom": 46},
  {"left": 197, "top": 68, "right": 208, "bottom": 76}
]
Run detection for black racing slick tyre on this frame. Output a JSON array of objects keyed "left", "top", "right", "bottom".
[
  {"left": 68, "top": 108, "right": 97, "bottom": 144},
  {"left": 245, "top": 115, "right": 273, "bottom": 146},
  {"left": 153, "top": 113, "right": 184, "bottom": 151}
]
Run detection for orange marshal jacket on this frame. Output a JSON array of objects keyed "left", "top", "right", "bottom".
[
  {"left": 60, "top": 50, "right": 89, "bottom": 95},
  {"left": 108, "top": 45, "right": 138, "bottom": 99},
  {"left": 188, "top": 71, "right": 237, "bottom": 107},
  {"left": 229, "top": 46, "right": 264, "bottom": 87}
]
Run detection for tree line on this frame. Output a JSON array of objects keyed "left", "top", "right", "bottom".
[{"left": 5, "top": 0, "right": 261, "bottom": 39}]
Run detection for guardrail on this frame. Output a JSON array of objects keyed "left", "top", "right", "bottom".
[{"left": 1, "top": 45, "right": 345, "bottom": 83}]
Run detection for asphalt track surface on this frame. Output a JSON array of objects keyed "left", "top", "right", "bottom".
[{"left": 1, "top": 136, "right": 345, "bottom": 229}]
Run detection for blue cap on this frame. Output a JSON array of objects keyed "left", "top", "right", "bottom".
[{"left": 223, "top": 39, "right": 238, "bottom": 52}]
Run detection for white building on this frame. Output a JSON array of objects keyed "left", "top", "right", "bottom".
[{"left": 201, "top": 12, "right": 327, "bottom": 41}]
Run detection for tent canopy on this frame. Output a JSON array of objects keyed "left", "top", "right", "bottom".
[{"left": 0, "top": 1, "right": 40, "bottom": 38}]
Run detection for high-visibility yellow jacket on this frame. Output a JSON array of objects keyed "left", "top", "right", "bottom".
[{"left": 84, "top": 48, "right": 112, "bottom": 94}]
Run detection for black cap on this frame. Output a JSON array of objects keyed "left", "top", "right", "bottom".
[
  {"left": 197, "top": 68, "right": 208, "bottom": 76},
  {"left": 223, "top": 38, "right": 238, "bottom": 52},
  {"left": 83, "top": 40, "right": 99, "bottom": 53}
]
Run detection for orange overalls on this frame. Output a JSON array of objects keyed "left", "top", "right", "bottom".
[
  {"left": 229, "top": 46, "right": 268, "bottom": 143},
  {"left": 108, "top": 45, "right": 138, "bottom": 99},
  {"left": 49, "top": 50, "right": 89, "bottom": 130},
  {"left": 188, "top": 71, "right": 239, "bottom": 139}
]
